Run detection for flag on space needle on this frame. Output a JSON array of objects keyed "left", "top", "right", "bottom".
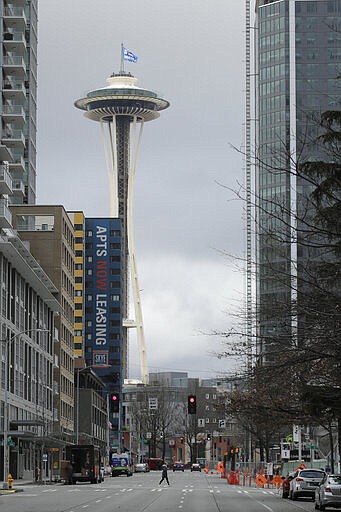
[{"left": 122, "top": 47, "right": 138, "bottom": 63}]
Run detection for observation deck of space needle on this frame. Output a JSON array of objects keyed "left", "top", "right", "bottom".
[{"left": 75, "top": 45, "right": 169, "bottom": 384}]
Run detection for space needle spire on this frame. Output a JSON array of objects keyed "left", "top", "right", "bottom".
[{"left": 75, "top": 58, "right": 169, "bottom": 383}]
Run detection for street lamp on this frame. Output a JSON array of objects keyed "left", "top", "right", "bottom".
[{"left": 1, "top": 328, "right": 49, "bottom": 489}]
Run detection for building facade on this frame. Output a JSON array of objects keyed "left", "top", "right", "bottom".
[
  {"left": 254, "top": 0, "right": 341, "bottom": 359},
  {"left": 1, "top": 0, "right": 38, "bottom": 206},
  {"left": 68, "top": 211, "right": 85, "bottom": 359},
  {"left": 0, "top": 228, "right": 59, "bottom": 480},
  {"left": 10, "top": 205, "right": 76, "bottom": 443},
  {"left": 84, "top": 217, "right": 123, "bottom": 446}
]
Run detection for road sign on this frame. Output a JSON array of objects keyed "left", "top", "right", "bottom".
[
  {"left": 149, "top": 397, "right": 158, "bottom": 410},
  {"left": 218, "top": 419, "right": 226, "bottom": 428},
  {"left": 198, "top": 418, "right": 205, "bottom": 427},
  {"left": 42, "top": 454, "right": 48, "bottom": 462},
  {"left": 146, "top": 432, "right": 152, "bottom": 439}
]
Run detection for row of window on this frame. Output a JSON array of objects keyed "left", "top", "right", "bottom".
[
  {"left": 260, "top": 110, "right": 287, "bottom": 127},
  {"left": 260, "top": 63, "right": 288, "bottom": 81},
  {"left": 86, "top": 230, "right": 121, "bottom": 238},
  {"left": 260, "top": 47, "right": 287, "bottom": 66},
  {"left": 260, "top": 16, "right": 286, "bottom": 34},
  {"left": 259, "top": 32, "right": 286, "bottom": 49},
  {"left": 84, "top": 268, "right": 121, "bottom": 276},
  {"left": 259, "top": 79, "right": 286, "bottom": 97}
]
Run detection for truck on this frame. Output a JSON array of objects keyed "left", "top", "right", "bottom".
[
  {"left": 64, "top": 444, "right": 103, "bottom": 484},
  {"left": 110, "top": 452, "right": 133, "bottom": 477}
]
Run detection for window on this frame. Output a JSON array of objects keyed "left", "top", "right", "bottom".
[
  {"left": 205, "top": 394, "right": 210, "bottom": 399},
  {"left": 87, "top": 230, "right": 93, "bottom": 236},
  {"left": 87, "top": 295, "right": 92, "bottom": 301},
  {"left": 75, "top": 251, "right": 83, "bottom": 257},
  {"left": 75, "top": 237, "right": 83, "bottom": 244},
  {"left": 75, "top": 304, "right": 82, "bottom": 310},
  {"left": 87, "top": 256, "right": 93, "bottom": 262},
  {"left": 86, "top": 269, "right": 93, "bottom": 276},
  {"left": 75, "top": 277, "right": 82, "bottom": 283},
  {"left": 110, "top": 230, "right": 120, "bottom": 237},
  {"left": 110, "top": 295, "right": 120, "bottom": 301},
  {"left": 75, "top": 290, "right": 82, "bottom": 297},
  {"left": 75, "top": 264, "right": 83, "bottom": 270}
]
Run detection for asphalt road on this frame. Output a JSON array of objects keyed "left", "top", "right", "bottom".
[{"left": 0, "top": 471, "right": 319, "bottom": 512}]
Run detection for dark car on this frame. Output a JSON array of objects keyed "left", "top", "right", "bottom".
[
  {"left": 315, "top": 474, "right": 341, "bottom": 510},
  {"left": 289, "top": 468, "right": 326, "bottom": 501},
  {"left": 281, "top": 473, "right": 294, "bottom": 498},
  {"left": 173, "top": 461, "right": 184, "bottom": 472},
  {"left": 191, "top": 463, "right": 201, "bottom": 472}
]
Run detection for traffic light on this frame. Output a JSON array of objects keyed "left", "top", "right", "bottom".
[
  {"left": 207, "top": 434, "right": 211, "bottom": 441},
  {"left": 180, "top": 436, "right": 184, "bottom": 443},
  {"left": 187, "top": 394, "right": 196, "bottom": 414},
  {"left": 110, "top": 393, "right": 120, "bottom": 413}
]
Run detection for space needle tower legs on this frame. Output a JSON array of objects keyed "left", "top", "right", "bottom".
[{"left": 75, "top": 71, "right": 169, "bottom": 383}]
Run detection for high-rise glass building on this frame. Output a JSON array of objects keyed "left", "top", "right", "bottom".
[
  {"left": 0, "top": 0, "right": 38, "bottom": 210},
  {"left": 254, "top": 0, "right": 341, "bottom": 359}
]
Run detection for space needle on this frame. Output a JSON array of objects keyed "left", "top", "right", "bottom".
[{"left": 75, "top": 48, "right": 169, "bottom": 383}]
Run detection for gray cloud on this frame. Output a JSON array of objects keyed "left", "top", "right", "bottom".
[{"left": 37, "top": 0, "right": 245, "bottom": 378}]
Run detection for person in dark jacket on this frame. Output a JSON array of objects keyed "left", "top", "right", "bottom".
[{"left": 159, "top": 463, "right": 170, "bottom": 485}]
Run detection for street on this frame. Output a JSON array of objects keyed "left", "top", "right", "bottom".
[{"left": 1, "top": 471, "right": 320, "bottom": 512}]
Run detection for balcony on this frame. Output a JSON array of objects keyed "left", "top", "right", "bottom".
[
  {"left": 0, "top": 145, "right": 13, "bottom": 161},
  {"left": 9, "top": 155, "right": 25, "bottom": 174},
  {"left": 2, "top": 79, "right": 26, "bottom": 101},
  {"left": 3, "top": 32, "right": 26, "bottom": 54},
  {"left": 1, "top": 129, "right": 25, "bottom": 148},
  {"left": 2, "top": 105, "right": 26, "bottom": 124},
  {"left": 0, "top": 198, "right": 12, "bottom": 228},
  {"left": 12, "top": 179, "right": 25, "bottom": 197},
  {"left": 3, "top": 7, "right": 27, "bottom": 30},
  {"left": 0, "top": 163, "right": 13, "bottom": 195},
  {"left": 2, "top": 55, "right": 26, "bottom": 78}
]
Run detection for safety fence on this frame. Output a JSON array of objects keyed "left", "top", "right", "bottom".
[{"left": 204, "top": 464, "right": 284, "bottom": 489}]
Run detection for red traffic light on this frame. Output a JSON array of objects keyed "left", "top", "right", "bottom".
[
  {"left": 110, "top": 393, "right": 120, "bottom": 412},
  {"left": 188, "top": 395, "right": 196, "bottom": 414}
]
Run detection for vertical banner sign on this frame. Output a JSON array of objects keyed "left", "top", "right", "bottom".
[{"left": 93, "top": 222, "right": 110, "bottom": 366}]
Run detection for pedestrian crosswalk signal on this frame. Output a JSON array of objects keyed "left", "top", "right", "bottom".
[{"left": 188, "top": 394, "right": 196, "bottom": 414}]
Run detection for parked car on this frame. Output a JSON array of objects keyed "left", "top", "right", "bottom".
[
  {"left": 289, "top": 468, "right": 326, "bottom": 501},
  {"left": 135, "top": 463, "right": 150, "bottom": 473},
  {"left": 315, "top": 474, "right": 341, "bottom": 510},
  {"left": 191, "top": 463, "right": 201, "bottom": 472},
  {"left": 173, "top": 461, "right": 185, "bottom": 472},
  {"left": 281, "top": 473, "right": 295, "bottom": 498}
]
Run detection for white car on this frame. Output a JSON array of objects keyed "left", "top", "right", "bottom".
[
  {"left": 135, "top": 463, "right": 150, "bottom": 473},
  {"left": 289, "top": 468, "right": 325, "bottom": 501}
]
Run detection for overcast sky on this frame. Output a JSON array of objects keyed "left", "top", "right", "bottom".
[{"left": 37, "top": 1, "right": 246, "bottom": 380}]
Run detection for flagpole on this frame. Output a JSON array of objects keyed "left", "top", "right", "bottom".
[{"left": 120, "top": 43, "right": 124, "bottom": 73}]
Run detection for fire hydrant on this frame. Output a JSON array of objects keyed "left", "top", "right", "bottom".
[{"left": 7, "top": 473, "right": 13, "bottom": 489}]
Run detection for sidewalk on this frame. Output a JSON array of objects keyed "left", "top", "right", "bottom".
[{"left": 0, "top": 478, "right": 62, "bottom": 495}]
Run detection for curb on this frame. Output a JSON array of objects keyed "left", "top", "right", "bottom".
[{"left": 0, "top": 487, "right": 24, "bottom": 495}]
